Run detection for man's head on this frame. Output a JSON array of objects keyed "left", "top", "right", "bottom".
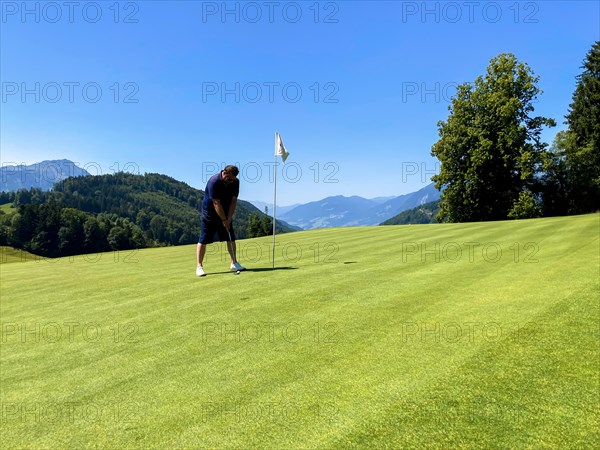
[{"left": 221, "top": 165, "right": 239, "bottom": 184}]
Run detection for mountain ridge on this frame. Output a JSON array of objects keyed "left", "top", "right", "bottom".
[
  {"left": 0, "top": 159, "right": 90, "bottom": 192},
  {"left": 278, "top": 183, "right": 441, "bottom": 229}
]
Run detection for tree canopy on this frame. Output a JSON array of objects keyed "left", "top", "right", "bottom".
[
  {"left": 431, "top": 53, "right": 555, "bottom": 222},
  {"left": 564, "top": 41, "right": 600, "bottom": 214}
]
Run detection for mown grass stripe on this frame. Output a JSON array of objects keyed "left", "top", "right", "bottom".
[{"left": 0, "top": 214, "right": 598, "bottom": 448}]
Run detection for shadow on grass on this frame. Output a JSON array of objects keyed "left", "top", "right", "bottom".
[
  {"left": 246, "top": 267, "right": 298, "bottom": 272},
  {"left": 207, "top": 267, "right": 298, "bottom": 275}
]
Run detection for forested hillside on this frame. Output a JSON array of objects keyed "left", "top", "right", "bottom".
[
  {"left": 380, "top": 201, "right": 440, "bottom": 225},
  {"left": 0, "top": 173, "right": 293, "bottom": 257}
]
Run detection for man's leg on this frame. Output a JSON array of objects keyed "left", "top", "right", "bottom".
[
  {"left": 226, "top": 240, "right": 237, "bottom": 265},
  {"left": 197, "top": 217, "right": 214, "bottom": 272},
  {"left": 226, "top": 232, "right": 245, "bottom": 271},
  {"left": 197, "top": 243, "right": 207, "bottom": 267},
  {"left": 196, "top": 243, "right": 208, "bottom": 276}
]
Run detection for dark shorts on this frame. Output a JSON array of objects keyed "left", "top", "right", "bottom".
[{"left": 198, "top": 219, "right": 236, "bottom": 244}]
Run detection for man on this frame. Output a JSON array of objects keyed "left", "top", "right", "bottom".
[{"left": 196, "top": 165, "right": 246, "bottom": 277}]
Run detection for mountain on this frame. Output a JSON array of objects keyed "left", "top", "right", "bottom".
[
  {"left": 369, "top": 196, "right": 395, "bottom": 204},
  {"left": 280, "top": 184, "right": 441, "bottom": 229},
  {"left": 280, "top": 195, "right": 379, "bottom": 229},
  {"left": 0, "top": 159, "right": 90, "bottom": 192},
  {"left": 380, "top": 200, "right": 440, "bottom": 225},
  {"left": 248, "top": 201, "right": 301, "bottom": 217},
  {"left": 368, "top": 183, "right": 441, "bottom": 225}
]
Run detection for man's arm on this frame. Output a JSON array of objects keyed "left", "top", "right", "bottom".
[
  {"left": 212, "top": 199, "right": 229, "bottom": 228},
  {"left": 227, "top": 197, "right": 238, "bottom": 222}
]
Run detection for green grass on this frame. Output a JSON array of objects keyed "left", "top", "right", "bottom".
[
  {"left": 0, "top": 246, "right": 38, "bottom": 264},
  {"left": 0, "top": 202, "right": 16, "bottom": 214},
  {"left": 1, "top": 214, "right": 598, "bottom": 448}
]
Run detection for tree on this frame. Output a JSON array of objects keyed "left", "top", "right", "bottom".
[
  {"left": 261, "top": 206, "right": 272, "bottom": 236},
  {"left": 564, "top": 41, "right": 600, "bottom": 214},
  {"left": 8, "top": 212, "right": 25, "bottom": 247},
  {"left": 58, "top": 208, "right": 88, "bottom": 255},
  {"left": 14, "top": 189, "right": 32, "bottom": 206},
  {"left": 246, "top": 207, "right": 273, "bottom": 238},
  {"left": 107, "top": 226, "right": 129, "bottom": 250},
  {"left": 136, "top": 209, "right": 152, "bottom": 229},
  {"left": 0, "top": 192, "right": 15, "bottom": 205},
  {"left": 0, "top": 213, "right": 11, "bottom": 245},
  {"left": 149, "top": 215, "right": 168, "bottom": 242},
  {"left": 83, "top": 217, "right": 106, "bottom": 253},
  {"left": 131, "top": 227, "right": 147, "bottom": 248},
  {"left": 539, "top": 131, "right": 570, "bottom": 216},
  {"left": 431, "top": 53, "right": 555, "bottom": 222},
  {"left": 246, "top": 213, "right": 262, "bottom": 238}
]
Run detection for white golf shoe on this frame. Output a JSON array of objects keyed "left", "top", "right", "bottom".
[
  {"left": 196, "top": 266, "right": 206, "bottom": 277},
  {"left": 230, "top": 262, "right": 246, "bottom": 272}
]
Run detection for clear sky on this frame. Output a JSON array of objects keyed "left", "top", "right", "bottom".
[{"left": 1, "top": 1, "right": 598, "bottom": 205}]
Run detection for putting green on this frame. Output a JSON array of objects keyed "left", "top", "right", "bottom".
[{"left": 1, "top": 214, "right": 598, "bottom": 448}]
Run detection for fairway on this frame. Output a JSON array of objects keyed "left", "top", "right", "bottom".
[
  {"left": 0, "top": 247, "right": 37, "bottom": 265},
  {"left": 1, "top": 214, "right": 598, "bottom": 448}
]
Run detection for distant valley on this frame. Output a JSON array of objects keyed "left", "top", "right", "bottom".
[{"left": 249, "top": 183, "right": 441, "bottom": 229}]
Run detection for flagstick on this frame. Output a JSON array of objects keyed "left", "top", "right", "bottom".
[{"left": 272, "top": 133, "right": 277, "bottom": 269}]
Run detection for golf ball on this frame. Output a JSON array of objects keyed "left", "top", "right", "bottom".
[{"left": 235, "top": 270, "right": 241, "bottom": 275}]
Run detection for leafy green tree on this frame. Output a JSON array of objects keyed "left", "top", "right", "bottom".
[
  {"left": 136, "top": 209, "right": 152, "bottom": 229},
  {"left": 130, "top": 227, "right": 146, "bottom": 248},
  {"left": 0, "top": 213, "right": 11, "bottom": 245},
  {"left": 8, "top": 213, "right": 25, "bottom": 247},
  {"left": 431, "top": 53, "right": 555, "bottom": 222},
  {"left": 83, "top": 217, "right": 106, "bottom": 253},
  {"left": 149, "top": 215, "right": 168, "bottom": 242},
  {"left": 540, "top": 131, "right": 570, "bottom": 216},
  {"left": 31, "top": 202, "right": 61, "bottom": 256},
  {"left": 508, "top": 191, "right": 542, "bottom": 219},
  {"left": 246, "top": 207, "right": 273, "bottom": 238},
  {"left": 107, "top": 226, "right": 129, "bottom": 250},
  {"left": 14, "top": 189, "right": 32, "bottom": 206},
  {"left": 58, "top": 208, "right": 88, "bottom": 255},
  {"left": 380, "top": 201, "right": 440, "bottom": 225},
  {"left": 178, "top": 229, "right": 196, "bottom": 245},
  {"left": 0, "top": 192, "right": 15, "bottom": 204},
  {"left": 30, "top": 231, "right": 53, "bottom": 256},
  {"left": 262, "top": 206, "right": 272, "bottom": 236},
  {"left": 246, "top": 213, "right": 262, "bottom": 238},
  {"left": 564, "top": 41, "right": 600, "bottom": 214},
  {"left": 30, "top": 188, "right": 45, "bottom": 205},
  {"left": 166, "top": 224, "right": 183, "bottom": 245}
]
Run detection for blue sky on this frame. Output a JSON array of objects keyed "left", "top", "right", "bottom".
[{"left": 1, "top": 1, "right": 598, "bottom": 205}]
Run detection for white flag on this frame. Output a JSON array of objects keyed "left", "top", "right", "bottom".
[{"left": 275, "top": 132, "right": 289, "bottom": 163}]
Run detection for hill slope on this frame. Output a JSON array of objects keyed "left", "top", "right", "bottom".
[
  {"left": 380, "top": 200, "right": 440, "bottom": 225},
  {"left": 0, "top": 173, "right": 295, "bottom": 256},
  {"left": 53, "top": 172, "right": 294, "bottom": 239},
  {"left": 0, "top": 246, "right": 37, "bottom": 264},
  {"left": 1, "top": 214, "right": 598, "bottom": 448}
]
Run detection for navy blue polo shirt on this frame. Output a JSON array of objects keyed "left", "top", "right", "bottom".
[{"left": 201, "top": 172, "right": 239, "bottom": 220}]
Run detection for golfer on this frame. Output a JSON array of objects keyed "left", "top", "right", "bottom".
[{"left": 196, "top": 165, "right": 246, "bottom": 277}]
